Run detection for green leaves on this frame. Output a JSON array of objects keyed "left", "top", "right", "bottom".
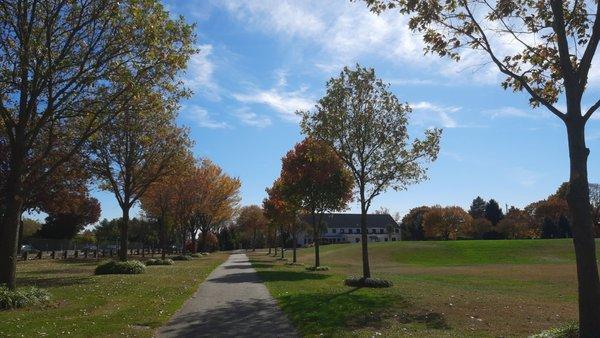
[{"left": 300, "top": 65, "right": 441, "bottom": 209}]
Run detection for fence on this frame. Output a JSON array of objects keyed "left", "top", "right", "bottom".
[{"left": 17, "top": 247, "right": 184, "bottom": 261}]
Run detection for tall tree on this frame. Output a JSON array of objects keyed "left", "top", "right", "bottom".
[
  {"left": 484, "top": 199, "right": 504, "bottom": 226},
  {"left": 468, "top": 197, "right": 487, "bottom": 219},
  {"left": 91, "top": 94, "right": 192, "bottom": 261},
  {"left": 300, "top": 65, "right": 440, "bottom": 279},
  {"left": 37, "top": 194, "right": 101, "bottom": 239},
  {"left": 401, "top": 206, "right": 430, "bottom": 241},
  {"left": 362, "top": 1, "right": 600, "bottom": 331},
  {"left": 280, "top": 138, "right": 353, "bottom": 268},
  {"left": 0, "top": 0, "right": 195, "bottom": 289}
]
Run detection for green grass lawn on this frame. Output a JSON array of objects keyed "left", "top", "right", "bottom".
[
  {"left": 0, "top": 253, "right": 227, "bottom": 337},
  {"left": 250, "top": 239, "right": 594, "bottom": 337}
]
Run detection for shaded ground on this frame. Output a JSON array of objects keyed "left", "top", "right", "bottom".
[
  {"left": 251, "top": 239, "right": 591, "bottom": 337},
  {"left": 156, "top": 253, "right": 297, "bottom": 338},
  {"left": 0, "top": 253, "right": 227, "bottom": 337}
]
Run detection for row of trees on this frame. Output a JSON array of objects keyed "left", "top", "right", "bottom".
[
  {"left": 0, "top": 0, "right": 196, "bottom": 289},
  {"left": 402, "top": 183, "right": 600, "bottom": 241}
]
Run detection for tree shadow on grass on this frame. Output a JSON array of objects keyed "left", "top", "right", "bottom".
[
  {"left": 277, "top": 288, "right": 450, "bottom": 336},
  {"left": 210, "top": 270, "right": 327, "bottom": 284},
  {"left": 17, "top": 276, "right": 92, "bottom": 288}
]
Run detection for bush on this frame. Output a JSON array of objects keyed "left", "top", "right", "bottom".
[
  {"left": 145, "top": 258, "right": 174, "bottom": 266},
  {"left": 530, "top": 324, "right": 578, "bottom": 338},
  {"left": 189, "top": 253, "right": 202, "bottom": 258},
  {"left": 95, "top": 260, "right": 146, "bottom": 275},
  {"left": 344, "top": 276, "right": 393, "bottom": 288},
  {"left": 306, "top": 266, "right": 330, "bottom": 271},
  {"left": 285, "top": 262, "right": 304, "bottom": 266},
  {"left": 172, "top": 255, "right": 192, "bottom": 261},
  {"left": 0, "top": 285, "right": 50, "bottom": 310}
]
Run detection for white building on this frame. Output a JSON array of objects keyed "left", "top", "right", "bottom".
[{"left": 297, "top": 213, "right": 401, "bottom": 246}]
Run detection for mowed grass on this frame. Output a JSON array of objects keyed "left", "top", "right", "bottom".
[
  {"left": 0, "top": 253, "right": 227, "bottom": 337},
  {"left": 250, "top": 239, "right": 595, "bottom": 337}
]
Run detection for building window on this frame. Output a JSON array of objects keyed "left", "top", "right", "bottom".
[
  {"left": 380, "top": 229, "right": 384, "bottom": 234},
  {"left": 341, "top": 229, "right": 345, "bottom": 234},
  {"left": 392, "top": 237, "right": 396, "bottom": 241},
  {"left": 384, "top": 238, "right": 388, "bottom": 242},
  {"left": 355, "top": 238, "right": 360, "bottom": 243},
  {"left": 356, "top": 229, "right": 361, "bottom": 234},
  {"left": 395, "top": 228, "right": 400, "bottom": 233},
  {"left": 332, "top": 228, "right": 336, "bottom": 233}
]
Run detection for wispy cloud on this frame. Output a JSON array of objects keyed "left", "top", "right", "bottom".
[
  {"left": 233, "top": 108, "right": 272, "bottom": 128},
  {"left": 233, "top": 88, "right": 314, "bottom": 122},
  {"left": 482, "top": 106, "right": 543, "bottom": 119},
  {"left": 184, "top": 44, "right": 220, "bottom": 100},
  {"left": 411, "top": 101, "right": 461, "bottom": 128},
  {"left": 509, "top": 167, "right": 543, "bottom": 187},
  {"left": 184, "top": 105, "right": 230, "bottom": 129}
]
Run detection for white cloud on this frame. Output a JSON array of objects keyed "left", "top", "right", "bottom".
[
  {"left": 482, "top": 106, "right": 543, "bottom": 119},
  {"left": 233, "top": 88, "right": 314, "bottom": 122},
  {"left": 184, "top": 44, "right": 220, "bottom": 100},
  {"left": 184, "top": 105, "right": 230, "bottom": 129},
  {"left": 411, "top": 101, "right": 461, "bottom": 128},
  {"left": 233, "top": 108, "right": 272, "bottom": 128},
  {"left": 510, "top": 167, "right": 542, "bottom": 187}
]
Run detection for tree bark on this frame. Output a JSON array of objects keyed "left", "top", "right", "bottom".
[
  {"left": 292, "top": 225, "right": 298, "bottom": 263},
  {"left": 565, "top": 118, "right": 600, "bottom": 336},
  {"left": 312, "top": 211, "right": 320, "bottom": 267},
  {"left": 280, "top": 226, "right": 285, "bottom": 259},
  {"left": 159, "top": 216, "right": 167, "bottom": 259},
  {"left": 360, "top": 200, "right": 371, "bottom": 279},
  {"left": 119, "top": 205, "right": 130, "bottom": 261}
]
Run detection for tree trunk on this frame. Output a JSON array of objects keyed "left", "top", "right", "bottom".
[
  {"left": 565, "top": 118, "right": 600, "bottom": 336},
  {"left": 119, "top": 205, "right": 130, "bottom": 261},
  {"left": 0, "top": 189, "right": 23, "bottom": 289},
  {"left": 360, "top": 201, "right": 371, "bottom": 279},
  {"left": 201, "top": 230, "right": 209, "bottom": 253},
  {"left": 190, "top": 231, "right": 197, "bottom": 254},
  {"left": 312, "top": 211, "right": 320, "bottom": 267},
  {"left": 159, "top": 216, "right": 167, "bottom": 259},
  {"left": 280, "top": 226, "right": 285, "bottom": 259},
  {"left": 292, "top": 226, "right": 297, "bottom": 263}
]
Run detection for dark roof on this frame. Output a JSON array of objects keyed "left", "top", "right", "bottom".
[{"left": 302, "top": 213, "right": 399, "bottom": 228}]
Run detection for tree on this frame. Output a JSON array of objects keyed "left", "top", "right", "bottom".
[
  {"left": 423, "top": 206, "right": 472, "bottom": 240},
  {"left": 362, "top": 1, "right": 600, "bottom": 332},
  {"left": 468, "top": 197, "right": 487, "bottom": 219},
  {"left": 468, "top": 218, "right": 493, "bottom": 240},
  {"left": 497, "top": 207, "right": 537, "bottom": 239},
  {"left": 237, "top": 205, "right": 268, "bottom": 251},
  {"left": 280, "top": 138, "right": 353, "bottom": 268},
  {"left": 192, "top": 159, "right": 241, "bottom": 253},
  {"left": 37, "top": 194, "right": 101, "bottom": 239},
  {"left": 92, "top": 97, "right": 191, "bottom": 261},
  {"left": 484, "top": 199, "right": 504, "bottom": 226},
  {"left": 0, "top": 0, "right": 195, "bottom": 289},
  {"left": 300, "top": 65, "right": 441, "bottom": 278},
  {"left": 264, "top": 178, "right": 302, "bottom": 262},
  {"left": 401, "top": 206, "right": 429, "bottom": 241}
]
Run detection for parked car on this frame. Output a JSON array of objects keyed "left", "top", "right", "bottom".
[{"left": 20, "top": 244, "right": 39, "bottom": 254}]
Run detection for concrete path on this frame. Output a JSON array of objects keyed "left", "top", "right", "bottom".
[{"left": 155, "top": 253, "right": 298, "bottom": 338}]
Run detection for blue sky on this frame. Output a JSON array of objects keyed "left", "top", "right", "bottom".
[{"left": 92, "top": 0, "right": 600, "bottom": 221}]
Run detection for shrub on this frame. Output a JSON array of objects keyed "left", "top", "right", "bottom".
[
  {"left": 344, "top": 276, "right": 393, "bottom": 288},
  {"left": 285, "top": 262, "right": 304, "bottom": 266},
  {"left": 145, "top": 258, "right": 174, "bottom": 266},
  {"left": 189, "top": 253, "right": 202, "bottom": 258},
  {"left": 172, "top": 255, "right": 192, "bottom": 261},
  {"left": 0, "top": 285, "right": 50, "bottom": 310},
  {"left": 306, "top": 266, "right": 329, "bottom": 271},
  {"left": 95, "top": 260, "right": 146, "bottom": 275},
  {"left": 530, "top": 324, "right": 578, "bottom": 338}
]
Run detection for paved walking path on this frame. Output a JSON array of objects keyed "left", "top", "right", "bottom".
[{"left": 155, "top": 253, "right": 298, "bottom": 338}]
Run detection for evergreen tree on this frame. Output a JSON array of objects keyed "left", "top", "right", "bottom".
[
  {"left": 468, "top": 197, "right": 487, "bottom": 219},
  {"left": 484, "top": 199, "right": 504, "bottom": 226}
]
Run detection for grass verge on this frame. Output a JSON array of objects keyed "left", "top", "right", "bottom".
[{"left": 0, "top": 253, "right": 227, "bottom": 337}]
